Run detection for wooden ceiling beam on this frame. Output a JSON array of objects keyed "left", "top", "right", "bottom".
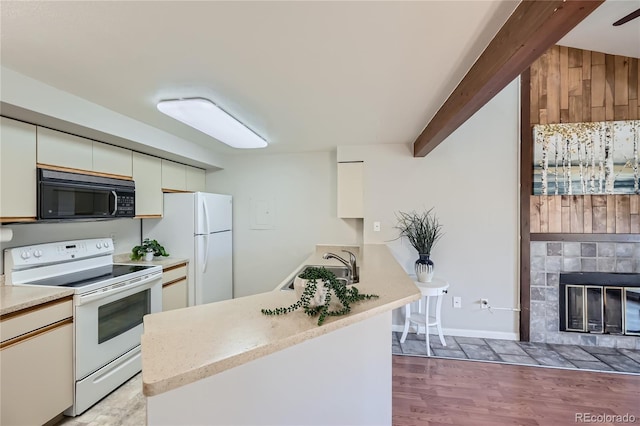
[{"left": 413, "top": 0, "right": 604, "bottom": 157}]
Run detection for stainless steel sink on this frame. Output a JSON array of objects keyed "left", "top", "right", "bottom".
[{"left": 280, "top": 265, "right": 358, "bottom": 291}]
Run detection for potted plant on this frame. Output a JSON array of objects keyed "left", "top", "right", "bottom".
[
  {"left": 130, "top": 238, "right": 169, "bottom": 261},
  {"left": 262, "top": 267, "right": 378, "bottom": 326},
  {"left": 395, "top": 208, "right": 443, "bottom": 282}
]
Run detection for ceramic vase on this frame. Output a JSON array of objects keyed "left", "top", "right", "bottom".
[
  {"left": 293, "top": 276, "right": 328, "bottom": 307},
  {"left": 415, "top": 253, "right": 434, "bottom": 283},
  {"left": 144, "top": 251, "right": 154, "bottom": 261}
]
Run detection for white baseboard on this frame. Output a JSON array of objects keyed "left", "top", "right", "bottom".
[{"left": 391, "top": 324, "right": 519, "bottom": 341}]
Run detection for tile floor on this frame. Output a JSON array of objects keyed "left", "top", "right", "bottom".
[
  {"left": 392, "top": 331, "right": 640, "bottom": 374},
  {"left": 56, "top": 373, "right": 144, "bottom": 426}
]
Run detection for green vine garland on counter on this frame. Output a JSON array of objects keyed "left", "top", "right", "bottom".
[{"left": 261, "top": 267, "right": 378, "bottom": 326}]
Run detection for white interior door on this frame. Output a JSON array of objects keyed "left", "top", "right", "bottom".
[{"left": 195, "top": 231, "right": 232, "bottom": 305}]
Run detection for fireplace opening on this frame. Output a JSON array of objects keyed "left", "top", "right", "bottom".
[{"left": 559, "top": 273, "right": 640, "bottom": 336}]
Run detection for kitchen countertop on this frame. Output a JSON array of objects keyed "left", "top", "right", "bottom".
[
  {"left": 0, "top": 285, "right": 74, "bottom": 316},
  {"left": 141, "top": 243, "right": 420, "bottom": 397},
  {"left": 113, "top": 254, "right": 189, "bottom": 269}
]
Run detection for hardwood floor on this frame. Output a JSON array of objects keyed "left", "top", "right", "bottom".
[{"left": 392, "top": 355, "right": 640, "bottom": 426}]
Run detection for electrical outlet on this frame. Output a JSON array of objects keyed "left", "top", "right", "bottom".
[
  {"left": 453, "top": 297, "right": 461, "bottom": 309},
  {"left": 481, "top": 298, "right": 489, "bottom": 309},
  {"left": 373, "top": 221, "right": 381, "bottom": 232}
]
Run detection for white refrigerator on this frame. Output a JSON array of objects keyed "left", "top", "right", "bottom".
[{"left": 143, "top": 192, "right": 232, "bottom": 306}]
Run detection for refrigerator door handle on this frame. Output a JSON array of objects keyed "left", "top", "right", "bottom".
[
  {"left": 202, "top": 234, "right": 209, "bottom": 273},
  {"left": 202, "top": 200, "right": 211, "bottom": 273}
]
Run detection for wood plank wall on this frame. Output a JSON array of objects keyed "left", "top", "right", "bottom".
[
  {"left": 530, "top": 45, "right": 639, "bottom": 124},
  {"left": 528, "top": 46, "right": 639, "bottom": 235},
  {"left": 530, "top": 195, "right": 640, "bottom": 234}
]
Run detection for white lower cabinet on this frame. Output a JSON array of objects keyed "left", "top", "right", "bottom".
[
  {"left": 0, "top": 299, "right": 73, "bottom": 426},
  {"left": 162, "top": 263, "right": 188, "bottom": 311}
]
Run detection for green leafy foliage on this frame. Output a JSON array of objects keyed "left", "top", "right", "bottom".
[
  {"left": 394, "top": 208, "right": 443, "bottom": 255},
  {"left": 130, "top": 238, "right": 169, "bottom": 260},
  {"left": 261, "top": 267, "right": 378, "bottom": 326}
]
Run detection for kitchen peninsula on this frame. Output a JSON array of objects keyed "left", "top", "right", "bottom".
[{"left": 142, "top": 244, "right": 420, "bottom": 425}]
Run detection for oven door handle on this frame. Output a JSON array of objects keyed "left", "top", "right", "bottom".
[
  {"left": 111, "top": 191, "right": 118, "bottom": 216},
  {"left": 76, "top": 273, "right": 161, "bottom": 305}
]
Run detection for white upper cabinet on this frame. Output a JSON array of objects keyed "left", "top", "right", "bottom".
[
  {"left": 133, "top": 152, "right": 163, "bottom": 217},
  {"left": 37, "top": 127, "right": 93, "bottom": 171},
  {"left": 161, "top": 159, "right": 187, "bottom": 191},
  {"left": 186, "top": 166, "right": 206, "bottom": 192},
  {"left": 0, "top": 117, "right": 37, "bottom": 221},
  {"left": 93, "top": 142, "right": 132, "bottom": 177},
  {"left": 337, "top": 161, "right": 364, "bottom": 218},
  {"left": 37, "top": 127, "right": 133, "bottom": 178}
]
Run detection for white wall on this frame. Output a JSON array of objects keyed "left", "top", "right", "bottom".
[
  {"left": 339, "top": 78, "right": 520, "bottom": 338},
  {"left": 0, "top": 219, "right": 141, "bottom": 274},
  {"left": 207, "top": 151, "right": 361, "bottom": 297}
]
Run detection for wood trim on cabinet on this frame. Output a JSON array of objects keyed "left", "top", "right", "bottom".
[
  {"left": 162, "top": 262, "right": 188, "bottom": 273},
  {"left": 520, "top": 68, "right": 532, "bottom": 342},
  {"left": 37, "top": 163, "right": 133, "bottom": 181},
  {"left": 0, "top": 318, "right": 73, "bottom": 350},
  {"left": 413, "top": 0, "right": 604, "bottom": 157},
  {"left": 0, "top": 217, "right": 36, "bottom": 223},
  {"left": 0, "top": 296, "right": 73, "bottom": 322},
  {"left": 162, "top": 188, "right": 192, "bottom": 193},
  {"left": 163, "top": 277, "right": 187, "bottom": 288},
  {"left": 135, "top": 214, "right": 163, "bottom": 219}
]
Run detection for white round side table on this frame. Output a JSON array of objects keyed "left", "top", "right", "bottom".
[{"left": 399, "top": 278, "right": 449, "bottom": 357}]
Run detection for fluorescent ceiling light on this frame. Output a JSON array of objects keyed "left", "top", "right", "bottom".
[{"left": 157, "top": 98, "right": 267, "bottom": 149}]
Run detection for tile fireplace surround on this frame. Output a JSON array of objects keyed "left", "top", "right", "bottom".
[{"left": 530, "top": 241, "right": 640, "bottom": 349}]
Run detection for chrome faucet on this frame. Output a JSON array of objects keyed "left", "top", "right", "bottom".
[{"left": 323, "top": 250, "right": 359, "bottom": 283}]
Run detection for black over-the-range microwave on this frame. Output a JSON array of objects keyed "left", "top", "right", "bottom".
[{"left": 38, "top": 168, "right": 135, "bottom": 220}]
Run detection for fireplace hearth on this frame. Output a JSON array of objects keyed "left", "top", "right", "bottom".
[{"left": 559, "top": 273, "right": 640, "bottom": 336}]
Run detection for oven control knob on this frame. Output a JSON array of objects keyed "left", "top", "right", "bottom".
[
  {"left": 103, "top": 241, "right": 110, "bottom": 248},
  {"left": 33, "top": 250, "right": 43, "bottom": 258},
  {"left": 21, "top": 251, "right": 30, "bottom": 259},
  {"left": 96, "top": 242, "right": 102, "bottom": 249}
]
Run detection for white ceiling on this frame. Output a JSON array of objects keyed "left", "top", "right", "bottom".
[
  {"left": 0, "top": 1, "right": 637, "bottom": 157},
  {"left": 0, "top": 1, "right": 519, "bottom": 155},
  {"left": 558, "top": 0, "right": 640, "bottom": 58}
]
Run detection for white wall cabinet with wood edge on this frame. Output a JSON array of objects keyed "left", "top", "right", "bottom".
[
  {"left": 133, "top": 152, "right": 163, "bottom": 218},
  {"left": 93, "top": 142, "right": 133, "bottom": 178},
  {"left": 37, "top": 126, "right": 93, "bottom": 172},
  {"left": 186, "top": 166, "right": 206, "bottom": 192},
  {"left": 162, "top": 263, "right": 188, "bottom": 311},
  {"left": 0, "top": 117, "right": 37, "bottom": 222},
  {"left": 337, "top": 161, "right": 364, "bottom": 218},
  {"left": 0, "top": 298, "right": 73, "bottom": 426},
  {"left": 162, "top": 159, "right": 187, "bottom": 192},
  {"left": 37, "top": 127, "right": 134, "bottom": 179}
]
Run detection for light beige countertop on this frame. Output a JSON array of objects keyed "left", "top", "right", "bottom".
[
  {"left": 113, "top": 254, "right": 189, "bottom": 269},
  {"left": 141, "top": 243, "right": 420, "bottom": 397},
  {"left": 0, "top": 285, "right": 74, "bottom": 316}
]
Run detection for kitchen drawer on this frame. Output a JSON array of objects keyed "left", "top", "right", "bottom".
[
  {"left": 0, "top": 298, "right": 73, "bottom": 343},
  {"left": 1, "top": 322, "right": 73, "bottom": 425},
  {"left": 162, "top": 263, "right": 188, "bottom": 284},
  {"left": 162, "top": 278, "right": 188, "bottom": 311}
]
